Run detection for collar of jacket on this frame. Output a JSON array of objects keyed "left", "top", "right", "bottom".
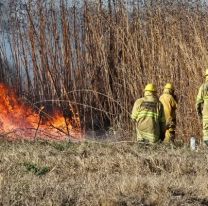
[
  {"left": 163, "top": 88, "right": 173, "bottom": 95},
  {"left": 144, "top": 91, "right": 156, "bottom": 97}
]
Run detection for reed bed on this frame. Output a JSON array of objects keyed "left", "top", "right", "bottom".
[{"left": 0, "top": 0, "right": 208, "bottom": 140}]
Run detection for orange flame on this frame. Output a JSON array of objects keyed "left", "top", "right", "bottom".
[{"left": 0, "top": 83, "right": 83, "bottom": 140}]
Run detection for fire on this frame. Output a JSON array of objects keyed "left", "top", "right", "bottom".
[{"left": 0, "top": 83, "right": 83, "bottom": 140}]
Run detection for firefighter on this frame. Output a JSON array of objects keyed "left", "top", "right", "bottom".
[
  {"left": 160, "top": 83, "right": 177, "bottom": 143},
  {"left": 196, "top": 69, "right": 208, "bottom": 146},
  {"left": 131, "top": 83, "right": 165, "bottom": 144}
]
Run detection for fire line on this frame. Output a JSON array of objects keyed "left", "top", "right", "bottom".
[{"left": 0, "top": 83, "right": 82, "bottom": 140}]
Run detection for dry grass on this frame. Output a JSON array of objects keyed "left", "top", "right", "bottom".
[{"left": 0, "top": 138, "right": 207, "bottom": 206}]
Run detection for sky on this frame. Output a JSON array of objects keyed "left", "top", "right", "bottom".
[{"left": 1, "top": 0, "right": 208, "bottom": 66}]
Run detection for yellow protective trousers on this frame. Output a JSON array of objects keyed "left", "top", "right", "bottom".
[
  {"left": 164, "top": 128, "right": 175, "bottom": 143},
  {"left": 196, "top": 80, "right": 208, "bottom": 142},
  {"left": 160, "top": 90, "right": 177, "bottom": 143},
  {"left": 203, "top": 116, "right": 208, "bottom": 141}
]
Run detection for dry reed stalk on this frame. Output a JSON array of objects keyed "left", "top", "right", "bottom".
[{"left": 1, "top": 0, "right": 208, "bottom": 140}]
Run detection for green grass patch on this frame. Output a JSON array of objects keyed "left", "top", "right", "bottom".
[{"left": 24, "top": 162, "right": 51, "bottom": 176}]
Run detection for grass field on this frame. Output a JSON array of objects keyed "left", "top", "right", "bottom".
[
  {"left": 1, "top": 1, "right": 208, "bottom": 205},
  {"left": 0, "top": 138, "right": 207, "bottom": 206}
]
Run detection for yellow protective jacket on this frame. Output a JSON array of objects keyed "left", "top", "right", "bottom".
[
  {"left": 131, "top": 92, "right": 165, "bottom": 143},
  {"left": 196, "top": 80, "right": 208, "bottom": 140},
  {"left": 196, "top": 80, "right": 208, "bottom": 119},
  {"left": 159, "top": 89, "right": 177, "bottom": 128}
]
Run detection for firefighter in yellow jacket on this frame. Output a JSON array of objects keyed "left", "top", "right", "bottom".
[
  {"left": 160, "top": 83, "right": 177, "bottom": 143},
  {"left": 196, "top": 69, "right": 208, "bottom": 146},
  {"left": 131, "top": 84, "right": 165, "bottom": 143}
]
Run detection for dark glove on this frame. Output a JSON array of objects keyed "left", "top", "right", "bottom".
[
  {"left": 166, "top": 121, "right": 175, "bottom": 129},
  {"left": 173, "top": 93, "right": 178, "bottom": 103},
  {"left": 196, "top": 103, "right": 203, "bottom": 120},
  {"left": 197, "top": 112, "right": 202, "bottom": 120}
]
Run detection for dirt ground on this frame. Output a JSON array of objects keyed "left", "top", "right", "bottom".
[{"left": 0, "top": 138, "right": 207, "bottom": 206}]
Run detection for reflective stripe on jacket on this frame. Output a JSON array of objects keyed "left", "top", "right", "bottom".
[
  {"left": 196, "top": 81, "right": 208, "bottom": 118},
  {"left": 196, "top": 80, "right": 208, "bottom": 141},
  {"left": 131, "top": 93, "right": 165, "bottom": 143}
]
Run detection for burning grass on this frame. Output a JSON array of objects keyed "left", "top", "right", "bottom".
[
  {"left": 1, "top": 0, "right": 207, "bottom": 141},
  {"left": 0, "top": 83, "right": 82, "bottom": 140},
  {"left": 0, "top": 138, "right": 207, "bottom": 205}
]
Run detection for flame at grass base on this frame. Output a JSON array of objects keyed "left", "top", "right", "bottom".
[{"left": 0, "top": 84, "right": 83, "bottom": 140}]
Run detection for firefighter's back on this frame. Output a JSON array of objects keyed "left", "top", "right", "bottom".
[{"left": 136, "top": 95, "right": 162, "bottom": 143}]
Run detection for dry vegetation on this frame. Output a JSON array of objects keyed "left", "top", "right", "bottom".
[
  {"left": 0, "top": 0, "right": 208, "bottom": 140},
  {"left": 1, "top": 1, "right": 208, "bottom": 205},
  {"left": 0, "top": 139, "right": 206, "bottom": 205}
]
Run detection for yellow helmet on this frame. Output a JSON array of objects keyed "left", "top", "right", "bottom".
[
  {"left": 205, "top": 69, "right": 208, "bottom": 76},
  {"left": 164, "top": 83, "right": 174, "bottom": 91},
  {"left": 144, "top": 83, "right": 156, "bottom": 92}
]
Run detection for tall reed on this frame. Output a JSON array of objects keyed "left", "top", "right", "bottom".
[{"left": 1, "top": 0, "right": 208, "bottom": 140}]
